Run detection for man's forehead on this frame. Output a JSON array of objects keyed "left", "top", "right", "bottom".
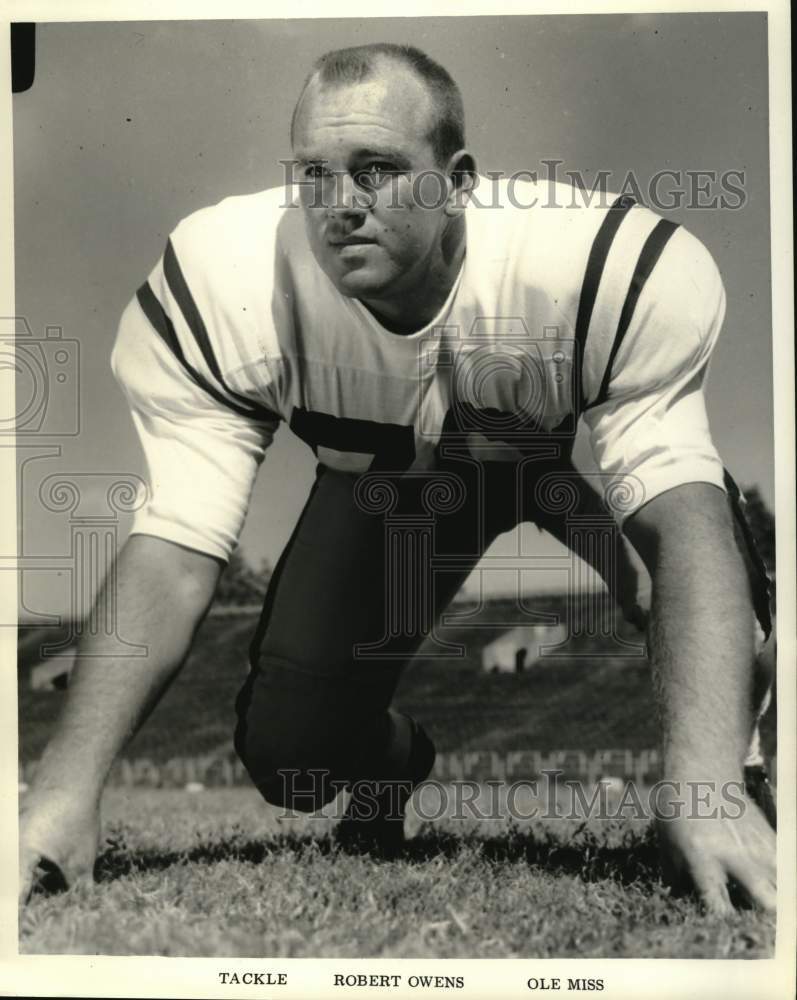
[{"left": 293, "top": 63, "right": 435, "bottom": 150}]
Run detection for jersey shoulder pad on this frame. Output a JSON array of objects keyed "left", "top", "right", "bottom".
[
  {"left": 168, "top": 187, "right": 289, "bottom": 295},
  {"left": 576, "top": 198, "right": 723, "bottom": 410},
  {"left": 134, "top": 188, "right": 289, "bottom": 423}
]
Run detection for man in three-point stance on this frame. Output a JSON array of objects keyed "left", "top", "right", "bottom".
[{"left": 20, "top": 43, "right": 775, "bottom": 917}]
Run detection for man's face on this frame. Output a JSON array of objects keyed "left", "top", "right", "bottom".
[{"left": 292, "top": 64, "right": 455, "bottom": 306}]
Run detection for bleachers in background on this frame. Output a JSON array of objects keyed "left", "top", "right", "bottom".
[{"left": 18, "top": 595, "right": 778, "bottom": 784}]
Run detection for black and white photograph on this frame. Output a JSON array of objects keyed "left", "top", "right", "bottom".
[{"left": 2, "top": 3, "right": 795, "bottom": 997}]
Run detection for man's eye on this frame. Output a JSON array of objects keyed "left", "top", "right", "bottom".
[
  {"left": 354, "top": 163, "right": 396, "bottom": 189},
  {"left": 304, "top": 164, "right": 332, "bottom": 180}
]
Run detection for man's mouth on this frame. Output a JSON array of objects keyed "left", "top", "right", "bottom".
[{"left": 329, "top": 235, "right": 377, "bottom": 247}]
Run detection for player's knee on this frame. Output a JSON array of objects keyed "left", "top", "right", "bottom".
[
  {"left": 234, "top": 690, "right": 343, "bottom": 812},
  {"left": 245, "top": 761, "right": 343, "bottom": 813},
  {"left": 235, "top": 735, "right": 343, "bottom": 812}
]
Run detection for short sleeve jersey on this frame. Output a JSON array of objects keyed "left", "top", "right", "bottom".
[{"left": 112, "top": 178, "right": 726, "bottom": 560}]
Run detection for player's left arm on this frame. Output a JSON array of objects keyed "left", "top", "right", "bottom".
[
  {"left": 624, "top": 482, "right": 776, "bottom": 916},
  {"left": 583, "top": 226, "right": 775, "bottom": 914}
]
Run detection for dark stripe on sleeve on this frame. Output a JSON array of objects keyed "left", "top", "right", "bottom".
[
  {"left": 136, "top": 280, "right": 189, "bottom": 369},
  {"left": 590, "top": 218, "right": 680, "bottom": 410},
  {"left": 162, "top": 238, "right": 273, "bottom": 418},
  {"left": 136, "top": 281, "right": 280, "bottom": 424},
  {"left": 574, "top": 194, "right": 637, "bottom": 414}
]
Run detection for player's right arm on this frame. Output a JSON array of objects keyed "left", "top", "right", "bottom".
[
  {"left": 20, "top": 229, "right": 280, "bottom": 901},
  {"left": 19, "top": 534, "right": 222, "bottom": 902}
]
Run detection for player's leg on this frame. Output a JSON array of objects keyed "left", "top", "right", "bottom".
[
  {"left": 234, "top": 465, "right": 406, "bottom": 813},
  {"left": 335, "top": 454, "right": 525, "bottom": 853},
  {"left": 234, "top": 460, "right": 495, "bottom": 831},
  {"left": 516, "top": 449, "right": 648, "bottom": 629}
]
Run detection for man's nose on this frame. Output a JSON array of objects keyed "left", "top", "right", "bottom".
[{"left": 328, "top": 171, "right": 372, "bottom": 216}]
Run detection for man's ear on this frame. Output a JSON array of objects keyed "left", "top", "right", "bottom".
[{"left": 444, "top": 150, "right": 477, "bottom": 215}]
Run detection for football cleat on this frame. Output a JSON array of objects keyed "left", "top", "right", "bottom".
[{"left": 336, "top": 716, "right": 436, "bottom": 859}]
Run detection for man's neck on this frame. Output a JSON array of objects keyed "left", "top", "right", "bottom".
[{"left": 360, "top": 216, "right": 466, "bottom": 335}]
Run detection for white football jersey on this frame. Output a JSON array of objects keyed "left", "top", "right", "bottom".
[{"left": 112, "top": 178, "right": 726, "bottom": 560}]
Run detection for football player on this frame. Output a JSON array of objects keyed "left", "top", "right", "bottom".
[{"left": 20, "top": 43, "right": 775, "bottom": 916}]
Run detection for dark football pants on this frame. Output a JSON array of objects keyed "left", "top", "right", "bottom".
[
  {"left": 233, "top": 457, "right": 772, "bottom": 812},
  {"left": 233, "top": 452, "right": 531, "bottom": 811}
]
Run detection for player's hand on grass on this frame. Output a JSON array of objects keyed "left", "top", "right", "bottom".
[
  {"left": 656, "top": 791, "right": 776, "bottom": 917},
  {"left": 19, "top": 791, "right": 100, "bottom": 904}
]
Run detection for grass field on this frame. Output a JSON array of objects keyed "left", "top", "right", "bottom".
[
  {"left": 19, "top": 787, "right": 775, "bottom": 958},
  {"left": 19, "top": 601, "right": 778, "bottom": 959}
]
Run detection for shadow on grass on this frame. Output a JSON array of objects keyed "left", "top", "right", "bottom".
[
  {"left": 405, "top": 826, "right": 661, "bottom": 887},
  {"left": 92, "top": 824, "right": 662, "bottom": 891},
  {"left": 94, "top": 833, "right": 305, "bottom": 882}
]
